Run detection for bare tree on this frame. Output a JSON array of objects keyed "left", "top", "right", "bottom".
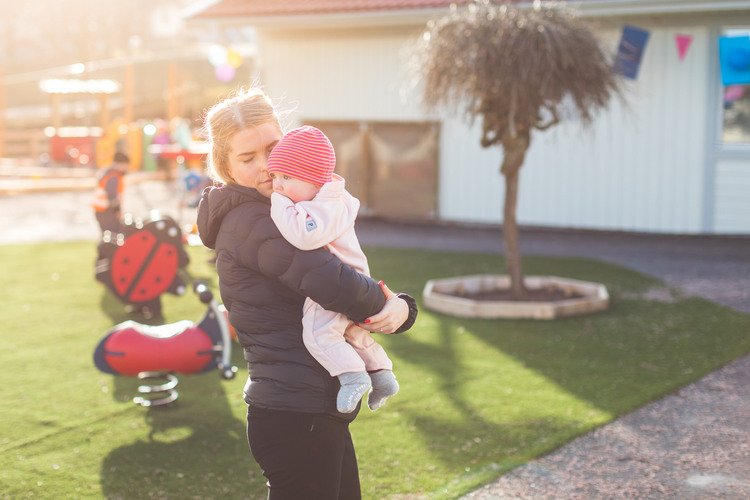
[{"left": 415, "top": 0, "right": 620, "bottom": 299}]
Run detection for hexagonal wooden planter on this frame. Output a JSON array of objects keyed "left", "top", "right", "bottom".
[{"left": 423, "top": 274, "right": 609, "bottom": 320}]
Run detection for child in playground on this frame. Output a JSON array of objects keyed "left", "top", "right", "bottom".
[{"left": 267, "top": 125, "right": 399, "bottom": 413}]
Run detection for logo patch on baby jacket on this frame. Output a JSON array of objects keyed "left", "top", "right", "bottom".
[{"left": 305, "top": 218, "right": 317, "bottom": 231}]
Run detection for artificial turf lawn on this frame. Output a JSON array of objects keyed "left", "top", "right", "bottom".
[{"left": 1, "top": 242, "right": 748, "bottom": 499}]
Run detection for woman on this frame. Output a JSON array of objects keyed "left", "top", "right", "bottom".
[{"left": 196, "top": 88, "right": 418, "bottom": 499}]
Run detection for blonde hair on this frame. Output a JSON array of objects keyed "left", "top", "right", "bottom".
[{"left": 202, "top": 87, "right": 282, "bottom": 185}]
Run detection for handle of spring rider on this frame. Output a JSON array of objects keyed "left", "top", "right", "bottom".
[{"left": 194, "top": 280, "right": 237, "bottom": 380}]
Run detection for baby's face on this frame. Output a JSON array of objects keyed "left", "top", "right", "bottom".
[{"left": 270, "top": 173, "right": 321, "bottom": 203}]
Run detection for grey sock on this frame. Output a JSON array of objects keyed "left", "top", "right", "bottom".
[
  {"left": 337, "top": 371, "right": 372, "bottom": 413},
  {"left": 367, "top": 370, "right": 399, "bottom": 411}
]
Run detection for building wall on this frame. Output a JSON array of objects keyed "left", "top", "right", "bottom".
[
  {"left": 714, "top": 158, "right": 750, "bottom": 232},
  {"left": 260, "top": 29, "right": 423, "bottom": 123},
  {"left": 518, "top": 25, "right": 710, "bottom": 233},
  {"left": 256, "top": 16, "right": 747, "bottom": 234}
]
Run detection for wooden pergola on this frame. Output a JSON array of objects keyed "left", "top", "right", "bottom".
[{"left": 1, "top": 60, "right": 185, "bottom": 162}]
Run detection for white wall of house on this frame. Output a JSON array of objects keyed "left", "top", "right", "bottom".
[
  {"left": 714, "top": 158, "right": 750, "bottom": 232},
  {"left": 519, "top": 25, "right": 710, "bottom": 233},
  {"left": 260, "top": 29, "right": 423, "bottom": 123},
  {"left": 253, "top": 12, "right": 749, "bottom": 234}
]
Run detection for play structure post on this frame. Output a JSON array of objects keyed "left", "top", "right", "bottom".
[
  {"left": 124, "top": 63, "right": 134, "bottom": 126},
  {"left": 0, "top": 66, "right": 5, "bottom": 158},
  {"left": 167, "top": 62, "right": 178, "bottom": 121},
  {"left": 99, "top": 94, "right": 109, "bottom": 131}
]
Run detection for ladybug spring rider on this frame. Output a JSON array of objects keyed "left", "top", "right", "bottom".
[{"left": 95, "top": 211, "right": 190, "bottom": 318}]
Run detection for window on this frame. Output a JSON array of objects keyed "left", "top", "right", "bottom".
[
  {"left": 723, "top": 84, "right": 750, "bottom": 143},
  {"left": 721, "top": 29, "right": 750, "bottom": 144}
]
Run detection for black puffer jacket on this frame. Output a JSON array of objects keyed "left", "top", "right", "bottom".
[{"left": 198, "top": 184, "right": 399, "bottom": 420}]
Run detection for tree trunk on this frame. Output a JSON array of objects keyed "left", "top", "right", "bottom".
[
  {"left": 500, "top": 132, "right": 530, "bottom": 300},
  {"left": 503, "top": 167, "right": 525, "bottom": 299}
]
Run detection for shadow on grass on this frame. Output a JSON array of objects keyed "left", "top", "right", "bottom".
[
  {"left": 99, "top": 348, "right": 267, "bottom": 499},
  {"left": 389, "top": 317, "right": 593, "bottom": 467},
  {"left": 374, "top": 247, "right": 750, "bottom": 416},
  {"left": 465, "top": 297, "right": 750, "bottom": 415}
]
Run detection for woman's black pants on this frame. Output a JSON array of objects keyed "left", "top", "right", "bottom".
[{"left": 247, "top": 406, "right": 361, "bottom": 500}]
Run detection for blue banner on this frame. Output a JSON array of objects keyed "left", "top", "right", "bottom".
[
  {"left": 613, "top": 25, "right": 650, "bottom": 80},
  {"left": 719, "top": 35, "right": 750, "bottom": 86}
]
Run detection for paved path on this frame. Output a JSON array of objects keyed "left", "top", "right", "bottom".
[
  {"left": 0, "top": 176, "right": 196, "bottom": 245},
  {"left": 2, "top": 178, "right": 749, "bottom": 499}
]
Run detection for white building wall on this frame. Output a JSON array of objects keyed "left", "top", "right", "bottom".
[
  {"left": 714, "top": 159, "right": 750, "bottom": 233},
  {"left": 510, "top": 25, "right": 709, "bottom": 233},
  {"left": 259, "top": 30, "right": 423, "bottom": 124},
  {"left": 437, "top": 116, "right": 504, "bottom": 222},
  {"left": 256, "top": 22, "right": 723, "bottom": 233},
  {"left": 435, "top": 24, "right": 710, "bottom": 232}
]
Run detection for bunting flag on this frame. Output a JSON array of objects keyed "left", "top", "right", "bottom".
[
  {"left": 613, "top": 25, "right": 650, "bottom": 80},
  {"left": 719, "top": 35, "right": 750, "bottom": 86},
  {"left": 675, "top": 34, "right": 693, "bottom": 61}
]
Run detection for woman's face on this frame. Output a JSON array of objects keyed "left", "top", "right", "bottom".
[{"left": 227, "top": 122, "right": 283, "bottom": 197}]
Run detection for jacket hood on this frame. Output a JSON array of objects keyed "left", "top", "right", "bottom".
[{"left": 197, "top": 184, "right": 269, "bottom": 249}]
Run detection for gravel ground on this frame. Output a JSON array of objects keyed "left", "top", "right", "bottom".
[{"left": 458, "top": 353, "right": 750, "bottom": 499}]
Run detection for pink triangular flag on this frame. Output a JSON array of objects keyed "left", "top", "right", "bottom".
[{"left": 675, "top": 34, "right": 693, "bottom": 61}]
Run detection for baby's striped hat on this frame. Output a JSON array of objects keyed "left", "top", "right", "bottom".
[{"left": 267, "top": 125, "right": 335, "bottom": 185}]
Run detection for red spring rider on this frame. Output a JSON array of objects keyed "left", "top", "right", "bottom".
[{"left": 93, "top": 281, "right": 237, "bottom": 406}]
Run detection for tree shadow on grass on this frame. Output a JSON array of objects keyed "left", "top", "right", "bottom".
[
  {"left": 464, "top": 297, "right": 750, "bottom": 416},
  {"left": 377, "top": 249, "right": 750, "bottom": 417},
  {"left": 378, "top": 318, "right": 595, "bottom": 489}
]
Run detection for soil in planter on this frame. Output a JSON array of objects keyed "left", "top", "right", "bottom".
[{"left": 451, "top": 287, "right": 585, "bottom": 302}]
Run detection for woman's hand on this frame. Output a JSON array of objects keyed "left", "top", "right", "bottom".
[{"left": 359, "top": 281, "right": 408, "bottom": 334}]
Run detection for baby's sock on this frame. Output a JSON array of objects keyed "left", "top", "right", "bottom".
[
  {"left": 367, "top": 370, "right": 399, "bottom": 411},
  {"left": 337, "top": 371, "right": 372, "bottom": 413}
]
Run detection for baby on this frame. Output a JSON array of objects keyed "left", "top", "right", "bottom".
[{"left": 267, "top": 125, "right": 399, "bottom": 413}]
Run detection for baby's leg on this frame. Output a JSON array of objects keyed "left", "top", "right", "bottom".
[
  {"left": 302, "top": 299, "right": 366, "bottom": 375},
  {"left": 343, "top": 324, "right": 393, "bottom": 372},
  {"left": 302, "top": 299, "right": 370, "bottom": 413},
  {"left": 367, "top": 370, "right": 399, "bottom": 411},
  {"left": 344, "top": 325, "right": 398, "bottom": 410},
  {"left": 337, "top": 371, "right": 372, "bottom": 413}
]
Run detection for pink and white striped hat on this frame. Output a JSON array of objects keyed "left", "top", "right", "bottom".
[{"left": 267, "top": 125, "right": 336, "bottom": 185}]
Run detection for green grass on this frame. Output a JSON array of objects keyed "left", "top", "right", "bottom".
[{"left": 1, "top": 242, "right": 748, "bottom": 499}]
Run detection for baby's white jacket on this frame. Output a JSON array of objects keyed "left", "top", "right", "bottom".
[{"left": 270, "top": 174, "right": 369, "bottom": 276}]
